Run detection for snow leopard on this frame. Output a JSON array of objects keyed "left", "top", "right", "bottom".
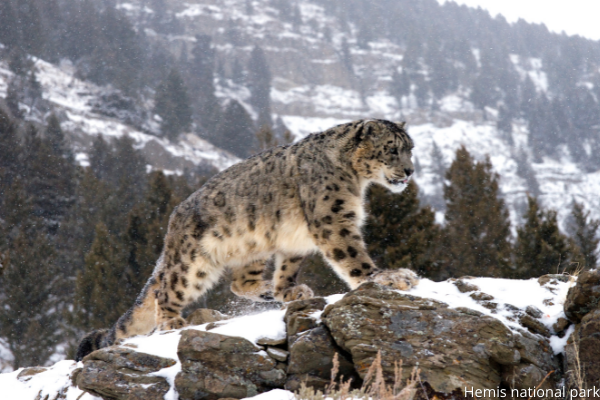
[{"left": 76, "top": 119, "right": 418, "bottom": 361}]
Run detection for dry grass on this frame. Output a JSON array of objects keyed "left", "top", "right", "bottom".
[
  {"left": 568, "top": 338, "right": 587, "bottom": 400},
  {"left": 296, "top": 351, "right": 420, "bottom": 400}
]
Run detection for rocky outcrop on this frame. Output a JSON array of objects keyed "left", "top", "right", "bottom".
[
  {"left": 12, "top": 274, "right": 600, "bottom": 400},
  {"left": 322, "top": 282, "right": 558, "bottom": 396},
  {"left": 284, "top": 298, "right": 356, "bottom": 391},
  {"left": 175, "top": 330, "right": 286, "bottom": 400},
  {"left": 75, "top": 347, "right": 176, "bottom": 400},
  {"left": 564, "top": 270, "right": 600, "bottom": 323},
  {"left": 564, "top": 269, "right": 600, "bottom": 391}
]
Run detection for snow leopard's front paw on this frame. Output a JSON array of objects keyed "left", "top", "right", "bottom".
[
  {"left": 280, "top": 284, "right": 314, "bottom": 302},
  {"left": 369, "top": 268, "right": 419, "bottom": 291},
  {"left": 158, "top": 316, "right": 187, "bottom": 331}
]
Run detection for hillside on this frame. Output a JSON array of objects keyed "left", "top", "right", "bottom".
[
  {"left": 2, "top": 0, "right": 600, "bottom": 230},
  {"left": 1, "top": 0, "right": 600, "bottom": 375}
]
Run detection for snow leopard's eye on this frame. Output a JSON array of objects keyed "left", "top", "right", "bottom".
[{"left": 390, "top": 148, "right": 398, "bottom": 155}]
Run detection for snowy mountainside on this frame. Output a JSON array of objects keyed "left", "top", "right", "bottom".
[
  {"left": 0, "top": 58, "right": 239, "bottom": 174},
  {"left": 0, "top": 0, "right": 598, "bottom": 230},
  {"left": 115, "top": 0, "right": 600, "bottom": 230}
]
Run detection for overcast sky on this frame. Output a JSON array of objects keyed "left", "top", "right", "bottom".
[{"left": 438, "top": 0, "right": 600, "bottom": 41}]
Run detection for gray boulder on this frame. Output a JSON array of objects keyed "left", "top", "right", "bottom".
[{"left": 175, "top": 329, "right": 286, "bottom": 400}]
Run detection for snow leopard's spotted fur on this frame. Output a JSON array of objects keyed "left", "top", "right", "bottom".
[{"left": 76, "top": 119, "right": 418, "bottom": 361}]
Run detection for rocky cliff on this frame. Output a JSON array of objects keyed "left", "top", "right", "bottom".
[{"left": 3, "top": 271, "right": 600, "bottom": 399}]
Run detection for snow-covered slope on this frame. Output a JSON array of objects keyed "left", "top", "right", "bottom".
[
  {"left": 0, "top": 277, "right": 574, "bottom": 399},
  {"left": 120, "top": 0, "right": 600, "bottom": 229},
  {"left": 1, "top": 1, "right": 599, "bottom": 227},
  {"left": 0, "top": 58, "right": 239, "bottom": 174}
]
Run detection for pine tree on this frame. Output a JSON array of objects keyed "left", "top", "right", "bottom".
[
  {"left": 340, "top": 38, "right": 353, "bottom": 73},
  {"left": 255, "top": 124, "right": 279, "bottom": 152},
  {"left": 0, "top": 1, "right": 19, "bottom": 49},
  {"left": 363, "top": 181, "right": 441, "bottom": 279},
  {"left": 45, "top": 114, "right": 72, "bottom": 159},
  {"left": 122, "top": 171, "right": 181, "bottom": 301},
  {"left": 74, "top": 223, "right": 129, "bottom": 331},
  {"left": 567, "top": 201, "right": 599, "bottom": 270},
  {"left": 441, "top": 146, "right": 513, "bottom": 278},
  {"left": 390, "top": 69, "right": 410, "bottom": 106},
  {"left": 0, "top": 181, "right": 59, "bottom": 369},
  {"left": 189, "top": 34, "right": 221, "bottom": 133},
  {"left": 514, "top": 196, "right": 570, "bottom": 278},
  {"left": 21, "top": 124, "right": 75, "bottom": 232},
  {"left": 247, "top": 46, "right": 272, "bottom": 127},
  {"left": 515, "top": 149, "right": 540, "bottom": 197},
  {"left": 154, "top": 68, "right": 193, "bottom": 141},
  {"left": 211, "top": 100, "right": 256, "bottom": 158},
  {"left": 497, "top": 106, "right": 513, "bottom": 145},
  {"left": 16, "top": 0, "right": 44, "bottom": 57},
  {"left": 0, "top": 109, "right": 20, "bottom": 191}
]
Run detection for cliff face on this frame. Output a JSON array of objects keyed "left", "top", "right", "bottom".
[{"left": 5, "top": 272, "right": 600, "bottom": 400}]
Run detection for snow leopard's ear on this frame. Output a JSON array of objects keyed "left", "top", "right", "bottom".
[{"left": 396, "top": 121, "right": 407, "bottom": 130}]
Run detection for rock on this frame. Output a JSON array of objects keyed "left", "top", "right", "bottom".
[
  {"left": 286, "top": 326, "right": 355, "bottom": 391},
  {"left": 553, "top": 317, "right": 570, "bottom": 336},
  {"left": 470, "top": 292, "right": 494, "bottom": 301},
  {"left": 17, "top": 367, "right": 48, "bottom": 382},
  {"left": 513, "top": 332, "right": 558, "bottom": 372},
  {"left": 453, "top": 279, "right": 479, "bottom": 293},
  {"left": 538, "top": 274, "right": 570, "bottom": 287},
  {"left": 186, "top": 308, "right": 229, "bottom": 326},
  {"left": 502, "top": 364, "right": 555, "bottom": 399},
  {"left": 175, "top": 329, "right": 286, "bottom": 399},
  {"left": 266, "top": 347, "right": 288, "bottom": 362},
  {"left": 519, "top": 315, "right": 551, "bottom": 337},
  {"left": 321, "top": 282, "right": 561, "bottom": 396},
  {"left": 76, "top": 347, "right": 176, "bottom": 400},
  {"left": 565, "top": 270, "right": 600, "bottom": 322},
  {"left": 565, "top": 308, "right": 600, "bottom": 390},
  {"left": 284, "top": 297, "right": 327, "bottom": 339},
  {"left": 526, "top": 306, "right": 543, "bottom": 318},
  {"left": 257, "top": 337, "right": 286, "bottom": 347}
]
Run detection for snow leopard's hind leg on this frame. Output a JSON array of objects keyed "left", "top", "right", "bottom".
[
  {"left": 273, "top": 253, "right": 313, "bottom": 302},
  {"left": 230, "top": 259, "right": 275, "bottom": 301}
]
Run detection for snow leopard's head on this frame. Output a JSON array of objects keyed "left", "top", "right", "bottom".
[{"left": 351, "top": 119, "right": 414, "bottom": 193}]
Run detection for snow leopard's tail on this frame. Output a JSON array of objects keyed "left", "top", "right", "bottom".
[
  {"left": 75, "top": 327, "right": 116, "bottom": 361},
  {"left": 75, "top": 275, "right": 160, "bottom": 361}
]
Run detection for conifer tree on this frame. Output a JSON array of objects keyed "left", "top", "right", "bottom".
[
  {"left": 189, "top": 34, "right": 221, "bottom": 133},
  {"left": 247, "top": 46, "right": 272, "bottom": 127},
  {"left": 74, "top": 223, "right": 128, "bottom": 331},
  {"left": 154, "top": 68, "right": 193, "bottom": 141},
  {"left": 340, "top": 38, "right": 353, "bottom": 73},
  {"left": 441, "top": 146, "right": 513, "bottom": 278},
  {"left": 390, "top": 69, "right": 410, "bottom": 106},
  {"left": 0, "top": 109, "right": 20, "bottom": 190},
  {"left": 122, "top": 171, "right": 182, "bottom": 301},
  {"left": 0, "top": 180, "right": 59, "bottom": 369},
  {"left": 21, "top": 124, "right": 75, "bottom": 232},
  {"left": 567, "top": 201, "right": 599, "bottom": 270},
  {"left": 515, "top": 149, "right": 540, "bottom": 197},
  {"left": 514, "top": 196, "right": 570, "bottom": 278},
  {"left": 255, "top": 124, "right": 279, "bottom": 152},
  {"left": 0, "top": 1, "right": 19, "bottom": 49},
  {"left": 363, "top": 181, "right": 441, "bottom": 279},
  {"left": 16, "top": 0, "right": 44, "bottom": 57},
  {"left": 211, "top": 100, "right": 256, "bottom": 158}
]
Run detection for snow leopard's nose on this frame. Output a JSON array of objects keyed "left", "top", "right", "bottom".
[{"left": 404, "top": 168, "right": 414, "bottom": 177}]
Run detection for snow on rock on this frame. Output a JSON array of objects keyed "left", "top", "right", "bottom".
[
  {"left": 0, "top": 58, "right": 240, "bottom": 174},
  {"left": 410, "top": 277, "right": 574, "bottom": 352},
  {"left": 0, "top": 360, "right": 101, "bottom": 400},
  {"left": 0, "top": 278, "right": 576, "bottom": 399}
]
